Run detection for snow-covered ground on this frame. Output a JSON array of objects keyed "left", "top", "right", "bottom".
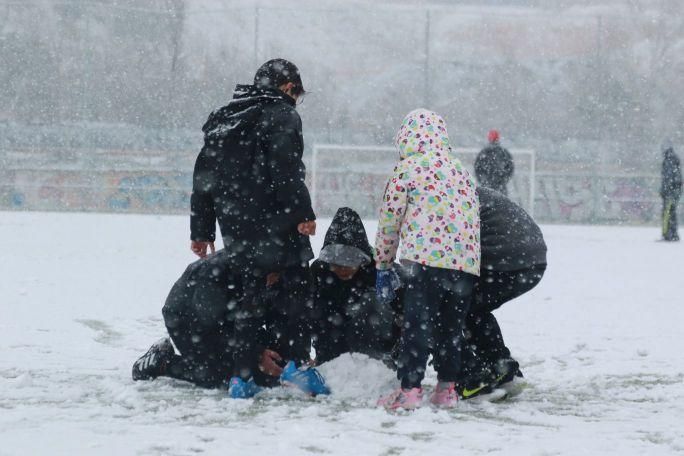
[{"left": 1, "top": 212, "right": 683, "bottom": 455}]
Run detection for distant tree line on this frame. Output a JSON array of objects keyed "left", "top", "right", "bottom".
[{"left": 1, "top": 0, "right": 683, "bottom": 168}]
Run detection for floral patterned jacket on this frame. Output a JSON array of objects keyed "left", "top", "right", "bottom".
[{"left": 374, "top": 109, "right": 480, "bottom": 276}]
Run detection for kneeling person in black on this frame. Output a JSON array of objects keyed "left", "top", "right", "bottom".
[{"left": 132, "top": 250, "right": 310, "bottom": 390}]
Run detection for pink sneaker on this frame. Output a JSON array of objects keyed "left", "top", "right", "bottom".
[
  {"left": 377, "top": 388, "right": 423, "bottom": 410},
  {"left": 430, "top": 382, "right": 458, "bottom": 408}
]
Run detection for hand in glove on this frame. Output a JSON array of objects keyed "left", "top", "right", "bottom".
[{"left": 376, "top": 269, "right": 401, "bottom": 304}]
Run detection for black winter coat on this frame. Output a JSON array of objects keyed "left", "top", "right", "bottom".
[
  {"left": 474, "top": 143, "right": 514, "bottom": 195},
  {"left": 479, "top": 187, "right": 547, "bottom": 271},
  {"left": 310, "top": 208, "right": 398, "bottom": 364},
  {"left": 162, "top": 250, "right": 241, "bottom": 329},
  {"left": 162, "top": 250, "right": 279, "bottom": 347},
  {"left": 661, "top": 149, "right": 682, "bottom": 199},
  {"left": 191, "top": 84, "right": 315, "bottom": 271}
]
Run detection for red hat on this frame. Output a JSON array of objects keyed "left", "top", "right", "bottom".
[{"left": 488, "top": 129, "right": 500, "bottom": 143}]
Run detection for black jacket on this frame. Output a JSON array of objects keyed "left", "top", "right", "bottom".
[
  {"left": 191, "top": 84, "right": 315, "bottom": 271},
  {"left": 162, "top": 250, "right": 285, "bottom": 348},
  {"left": 310, "top": 208, "right": 397, "bottom": 363},
  {"left": 162, "top": 250, "right": 241, "bottom": 328},
  {"left": 474, "top": 143, "right": 514, "bottom": 195},
  {"left": 661, "top": 148, "right": 682, "bottom": 199},
  {"left": 479, "top": 187, "right": 547, "bottom": 271}
]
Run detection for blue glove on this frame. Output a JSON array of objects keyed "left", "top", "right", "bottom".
[{"left": 376, "top": 269, "right": 401, "bottom": 304}]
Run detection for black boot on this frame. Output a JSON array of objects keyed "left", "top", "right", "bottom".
[
  {"left": 456, "top": 363, "right": 498, "bottom": 400},
  {"left": 132, "top": 337, "right": 175, "bottom": 381},
  {"left": 492, "top": 357, "right": 523, "bottom": 387}
]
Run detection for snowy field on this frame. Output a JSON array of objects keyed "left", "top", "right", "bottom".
[{"left": 1, "top": 211, "right": 683, "bottom": 456}]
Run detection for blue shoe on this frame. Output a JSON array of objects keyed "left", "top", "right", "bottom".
[
  {"left": 279, "top": 361, "right": 331, "bottom": 396},
  {"left": 228, "top": 376, "right": 263, "bottom": 399}
]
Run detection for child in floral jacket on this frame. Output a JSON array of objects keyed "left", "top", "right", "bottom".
[{"left": 375, "top": 109, "right": 480, "bottom": 410}]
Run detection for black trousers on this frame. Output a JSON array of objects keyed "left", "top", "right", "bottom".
[
  {"left": 163, "top": 316, "right": 235, "bottom": 388},
  {"left": 232, "top": 265, "right": 313, "bottom": 382},
  {"left": 161, "top": 265, "right": 313, "bottom": 388},
  {"left": 662, "top": 197, "right": 680, "bottom": 241},
  {"left": 396, "top": 264, "right": 475, "bottom": 389},
  {"left": 461, "top": 264, "right": 546, "bottom": 378}
]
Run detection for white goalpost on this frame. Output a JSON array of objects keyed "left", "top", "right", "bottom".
[{"left": 310, "top": 143, "right": 536, "bottom": 219}]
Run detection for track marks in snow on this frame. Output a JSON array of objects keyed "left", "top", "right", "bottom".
[
  {"left": 300, "top": 445, "right": 329, "bottom": 454},
  {"left": 380, "top": 448, "right": 405, "bottom": 456},
  {"left": 75, "top": 319, "right": 123, "bottom": 346}
]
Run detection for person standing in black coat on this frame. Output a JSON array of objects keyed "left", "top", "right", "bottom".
[
  {"left": 660, "top": 140, "right": 682, "bottom": 242},
  {"left": 457, "top": 187, "right": 547, "bottom": 397},
  {"left": 189, "top": 59, "right": 316, "bottom": 382},
  {"left": 190, "top": 58, "right": 315, "bottom": 266},
  {"left": 310, "top": 208, "right": 398, "bottom": 365},
  {"left": 474, "top": 130, "right": 514, "bottom": 196}
]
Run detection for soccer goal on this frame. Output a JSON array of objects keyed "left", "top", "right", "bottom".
[{"left": 310, "top": 144, "right": 536, "bottom": 219}]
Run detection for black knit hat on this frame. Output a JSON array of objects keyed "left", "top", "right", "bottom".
[{"left": 254, "top": 59, "right": 305, "bottom": 95}]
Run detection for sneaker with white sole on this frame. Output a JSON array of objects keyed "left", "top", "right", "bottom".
[
  {"left": 132, "top": 337, "right": 174, "bottom": 381},
  {"left": 493, "top": 358, "right": 523, "bottom": 387}
]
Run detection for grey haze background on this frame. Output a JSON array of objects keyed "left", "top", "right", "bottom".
[{"left": 1, "top": 0, "right": 682, "bottom": 222}]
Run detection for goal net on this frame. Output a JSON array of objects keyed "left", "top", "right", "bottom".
[{"left": 310, "top": 144, "right": 535, "bottom": 219}]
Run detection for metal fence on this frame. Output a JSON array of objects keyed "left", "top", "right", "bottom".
[
  {"left": 310, "top": 144, "right": 536, "bottom": 219},
  {"left": 0, "top": 148, "right": 676, "bottom": 225}
]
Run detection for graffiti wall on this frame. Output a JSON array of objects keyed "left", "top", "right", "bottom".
[
  {"left": 308, "top": 170, "right": 666, "bottom": 224},
  {"left": 534, "top": 174, "right": 661, "bottom": 224},
  {"left": 1, "top": 169, "right": 192, "bottom": 214},
  {"left": 0, "top": 149, "right": 677, "bottom": 224},
  {"left": 1, "top": 149, "right": 194, "bottom": 214}
]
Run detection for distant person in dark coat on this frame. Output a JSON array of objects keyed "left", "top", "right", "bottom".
[
  {"left": 457, "top": 187, "right": 547, "bottom": 398},
  {"left": 660, "top": 140, "right": 682, "bottom": 242},
  {"left": 310, "top": 208, "right": 398, "bottom": 365},
  {"left": 188, "top": 59, "right": 317, "bottom": 383},
  {"left": 474, "top": 130, "right": 514, "bottom": 196}
]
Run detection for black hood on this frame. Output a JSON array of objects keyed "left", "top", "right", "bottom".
[
  {"left": 664, "top": 148, "right": 679, "bottom": 163},
  {"left": 319, "top": 207, "right": 373, "bottom": 267},
  {"left": 202, "top": 84, "right": 295, "bottom": 143},
  {"left": 478, "top": 187, "right": 547, "bottom": 271}
]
